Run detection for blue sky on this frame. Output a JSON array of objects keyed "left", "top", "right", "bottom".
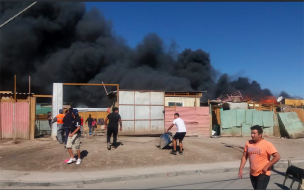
[{"left": 86, "top": 2, "right": 304, "bottom": 98}]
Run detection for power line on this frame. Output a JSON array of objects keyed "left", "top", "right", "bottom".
[{"left": 0, "top": 2, "right": 37, "bottom": 29}]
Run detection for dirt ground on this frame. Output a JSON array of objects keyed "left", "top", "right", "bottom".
[{"left": 0, "top": 133, "right": 303, "bottom": 172}]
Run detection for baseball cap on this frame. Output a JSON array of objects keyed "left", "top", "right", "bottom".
[{"left": 73, "top": 109, "right": 79, "bottom": 116}]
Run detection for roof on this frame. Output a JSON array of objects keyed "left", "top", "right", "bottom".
[
  {"left": 0, "top": 92, "right": 35, "bottom": 95},
  {"left": 165, "top": 91, "right": 206, "bottom": 93},
  {"left": 74, "top": 108, "right": 108, "bottom": 112},
  {"left": 106, "top": 90, "right": 206, "bottom": 98}
]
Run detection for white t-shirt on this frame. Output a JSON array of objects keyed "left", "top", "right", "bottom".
[{"left": 172, "top": 118, "right": 186, "bottom": 132}]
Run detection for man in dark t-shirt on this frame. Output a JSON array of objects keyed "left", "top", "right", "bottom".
[
  {"left": 105, "top": 107, "right": 122, "bottom": 150},
  {"left": 66, "top": 109, "right": 82, "bottom": 165},
  {"left": 86, "top": 114, "right": 94, "bottom": 135}
]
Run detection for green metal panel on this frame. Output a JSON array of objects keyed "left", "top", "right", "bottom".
[
  {"left": 36, "top": 107, "right": 52, "bottom": 115},
  {"left": 278, "top": 112, "right": 304, "bottom": 139},
  {"left": 242, "top": 124, "right": 251, "bottom": 137},
  {"left": 274, "top": 114, "right": 279, "bottom": 126},
  {"left": 236, "top": 109, "right": 246, "bottom": 126},
  {"left": 263, "top": 127, "right": 273, "bottom": 137},
  {"left": 245, "top": 109, "right": 255, "bottom": 125},
  {"left": 262, "top": 111, "right": 274, "bottom": 127},
  {"left": 220, "top": 110, "right": 237, "bottom": 129},
  {"left": 252, "top": 110, "right": 263, "bottom": 126},
  {"left": 221, "top": 126, "right": 242, "bottom": 137}
]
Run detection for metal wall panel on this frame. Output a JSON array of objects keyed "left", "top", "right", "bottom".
[
  {"left": 0, "top": 102, "right": 30, "bottom": 139},
  {"left": 151, "top": 106, "right": 164, "bottom": 120},
  {"left": 119, "top": 121, "right": 134, "bottom": 135},
  {"left": 196, "top": 107, "right": 210, "bottom": 136},
  {"left": 135, "top": 91, "right": 149, "bottom": 105},
  {"left": 135, "top": 121, "right": 150, "bottom": 134},
  {"left": 151, "top": 92, "right": 165, "bottom": 105},
  {"left": 135, "top": 106, "right": 150, "bottom": 120},
  {"left": 164, "top": 107, "right": 211, "bottom": 136},
  {"left": 278, "top": 112, "right": 304, "bottom": 139},
  {"left": 120, "top": 105, "right": 134, "bottom": 120},
  {"left": 0, "top": 102, "right": 14, "bottom": 139},
  {"left": 15, "top": 102, "right": 30, "bottom": 139},
  {"left": 151, "top": 120, "right": 165, "bottom": 133},
  {"left": 119, "top": 91, "right": 134, "bottom": 105},
  {"left": 119, "top": 90, "right": 165, "bottom": 135}
]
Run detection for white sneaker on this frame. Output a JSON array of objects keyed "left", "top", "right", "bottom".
[
  {"left": 67, "top": 158, "right": 76, "bottom": 164},
  {"left": 76, "top": 159, "right": 82, "bottom": 165}
]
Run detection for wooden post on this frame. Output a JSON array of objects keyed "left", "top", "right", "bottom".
[
  {"left": 288, "top": 160, "right": 291, "bottom": 167},
  {"left": 14, "top": 75, "right": 16, "bottom": 101},
  {"left": 30, "top": 97, "right": 36, "bottom": 140}
]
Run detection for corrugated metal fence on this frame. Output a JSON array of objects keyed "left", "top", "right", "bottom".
[
  {"left": 220, "top": 109, "right": 275, "bottom": 137},
  {"left": 0, "top": 102, "right": 30, "bottom": 139}
]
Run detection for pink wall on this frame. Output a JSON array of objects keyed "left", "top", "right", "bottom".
[
  {"left": 0, "top": 102, "right": 30, "bottom": 139},
  {"left": 165, "top": 107, "right": 210, "bottom": 137}
]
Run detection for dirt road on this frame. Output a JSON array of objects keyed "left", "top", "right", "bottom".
[{"left": 0, "top": 135, "right": 303, "bottom": 172}]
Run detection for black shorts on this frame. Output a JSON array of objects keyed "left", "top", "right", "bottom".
[{"left": 173, "top": 132, "right": 186, "bottom": 141}]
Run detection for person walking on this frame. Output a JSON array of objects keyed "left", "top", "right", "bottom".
[
  {"left": 85, "top": 114, "right": 93, "bottom": 135},
  {"left": 104, "top": 107, "right": 122, "bottom": 150},
  {"left": 238, "top": 125, "right": 281, "bottom": 190},
  {"left": 166, "top": 113, "right": 187, "bottom": 155},
  {"left": 62, "top": 108, "right": 74, "bottom": 148},
  {"left": 66, "top": 109, "right": 82, "bottom": 165},
  {"left": 52, "top": 109, "right": 65, "bottom": 144}
]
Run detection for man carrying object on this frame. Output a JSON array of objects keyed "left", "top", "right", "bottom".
[{"left": 166, "top": 113, "right": 187, "bottom": 155}]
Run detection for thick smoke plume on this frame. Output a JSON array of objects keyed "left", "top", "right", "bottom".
[{"left": 0, "top": 2, "right": 285, "bottom": 107}]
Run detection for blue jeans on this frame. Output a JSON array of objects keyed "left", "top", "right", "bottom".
[
  {"left": 65, "top": 128, "right": 70, "bottom": 145},
  {"left": 250, "top": 173, "right": 270, "bottom": 190},
  {"left": 88, "top": 125, "right": 92, "bottom": 134}
]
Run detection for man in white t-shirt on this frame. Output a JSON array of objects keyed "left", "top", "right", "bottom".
[{"left": 166, "top": 113, "right": 187, "bottom": 155}]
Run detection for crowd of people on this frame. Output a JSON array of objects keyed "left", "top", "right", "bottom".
[
  {"left": 48, "top": 107, "right": 280, "bottom": 189},
  {"left": 48, "top": 107, "right": 122, "bottom": 165}
]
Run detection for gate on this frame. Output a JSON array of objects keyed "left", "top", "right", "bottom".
[{"left": 0, "top": 102, "right": 30, "bottom": 139}]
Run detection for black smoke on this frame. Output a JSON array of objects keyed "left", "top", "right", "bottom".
[{"left": 0, "top": 2, "right": 284, "bottom": 107}]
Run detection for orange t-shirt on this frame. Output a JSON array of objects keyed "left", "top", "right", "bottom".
[{"left": 244, "top": 139, "right": 277, "bottom": 176}]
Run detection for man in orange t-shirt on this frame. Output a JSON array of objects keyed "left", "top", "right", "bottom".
[{"left": 238, "top": 125, "right": 281, "bottom": 190}]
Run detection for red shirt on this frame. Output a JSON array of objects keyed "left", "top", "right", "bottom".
[{"left": 80, "top": 118, "right": 84, "bottom": 126}]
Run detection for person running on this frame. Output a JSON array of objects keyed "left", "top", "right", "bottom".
[
  {"left": 104, "top": 107, "right": 122, "bottom": 150},
  {"left": 66, "top": 109, "right": 82, "bottom": 165},
  {"left": 166, "top": 113, "right": 186, "bottom": 155},
  {"left": 62, "top": 108, "right": 74, "bottom": 148},
  {"left": 85, "top": 114, "right": 93, "bottom": 135},
  {"left": 238, "top": 125, "right": 281, "bottom": 190},
  {"left": 52, "top": 109, "right": 65, "bottom": 144}
]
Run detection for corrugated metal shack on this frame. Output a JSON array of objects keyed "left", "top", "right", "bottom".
[{"left": 108, "top": 90, "right": 211, "bottom": 136}]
